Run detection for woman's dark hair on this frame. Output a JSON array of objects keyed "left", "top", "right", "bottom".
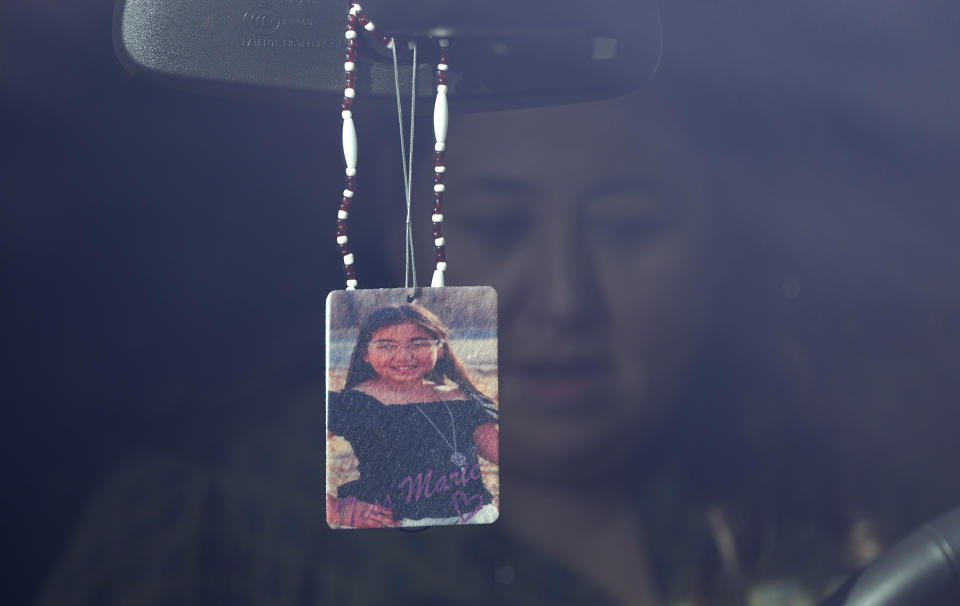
[{"left": 343, "top": 304, "right": 487, "bottom": 400}]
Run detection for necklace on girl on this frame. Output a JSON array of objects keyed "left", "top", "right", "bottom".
[
  {"left": 414, "top": 402, "right": 469, "bottom": 470},
  {"left": 325, "top": 2, "right": 500, "bottom": 530}
]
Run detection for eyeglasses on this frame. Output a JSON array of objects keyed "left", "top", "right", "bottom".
[{"left": 369, "top": 339, "right": 440, "bottom": 354}]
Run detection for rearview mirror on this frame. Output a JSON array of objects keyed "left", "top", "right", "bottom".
[{"left": 113, "top": 0, "right": 662, "bottom": 111}]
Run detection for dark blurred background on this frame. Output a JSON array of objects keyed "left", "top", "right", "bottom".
[
  {"left": 3, "top": 2, "right": 346, "bottom": 601},
  {"left": 3, "top": 1, "right": 960, "bottom": 604}
]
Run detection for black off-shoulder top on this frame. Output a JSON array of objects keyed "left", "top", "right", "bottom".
[{"left": 328, "top": 389, "right": 496, "bottom": 521}]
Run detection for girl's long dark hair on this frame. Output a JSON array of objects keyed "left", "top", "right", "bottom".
[{"left": 343, "top": 304, "right": 490, "bottom": 402}]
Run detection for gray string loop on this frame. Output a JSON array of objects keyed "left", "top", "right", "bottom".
[{"left": 391, "top": 39, "right": 418, "bottom": 289}]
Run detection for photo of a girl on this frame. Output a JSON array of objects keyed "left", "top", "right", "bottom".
[{"left": 325, "top": 288, "right": 499, "bottom": 529}]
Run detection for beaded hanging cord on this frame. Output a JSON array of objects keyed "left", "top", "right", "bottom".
[{"left": 337, "top": 2, "right": 450, "bottom": 290}]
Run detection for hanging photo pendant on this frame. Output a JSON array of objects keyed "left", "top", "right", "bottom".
[{"left": 325, "top": 286, "right": 500, "bottom": 529}]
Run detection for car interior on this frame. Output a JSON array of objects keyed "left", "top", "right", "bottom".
[{"left": 4, "top": 1, "right": 960, "bottom": 605}]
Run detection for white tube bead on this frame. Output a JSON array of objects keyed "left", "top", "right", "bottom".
[
  {"left": 433, "top": 184, "right": 445, "bottom": 192},
  {"left": 434, "top": 165, "right": 445, "bottom": 173},
  {"left": 439, "top": 38, "right": 450, "bottom": 47},
  {"left": 345, "top": 167, "right": 356, "bottom": 176},
  {"left": 338, "top": 210, "right": 348, "bottom": 219},
  {"left": 436, "top": 261, "right": 447, "bottom": 271},
  {"left": 345, "top": 30, "right": 357, "bottom": 39},
  {"left": 431, "top": 268, "right": 445, "bottom": 288},
  {"left": 364, "top": 21, "right": 375, "bottom": 31},
  {"left": 349, "top": 4, "right": 361, "bottom": 15},
  {"left": 434, "top": 142, "right": 445, "bottom": 152},
  {"left": 432, "top": 213, "right": 444, "bottom": 222},
  {"left": 344, "top": 61, "right": 355, "bottom": 72},
  {"left": 343, "top": 189, "right": 354, "bottom": 198},
  {"left": 437, "top": 84, "right": 448, "bottom": 94},
  {"left": 346, "top": 280, "right": 358, "bottom": 290},
  {"left": 342, "top": 116, "right": 357, "bottom": 171},
  {"left": 438, "top": 63, "right": 449, "bottom": 71},
  {"left": 343, "top": 253, "right": 355, "bottom": 265},
  {"left": 341, "top": 110, "right": 352, "bottom": 119},
  {"left": 434, "top": 237, "right": 445, "bottom": 247},
  {"left": 433, "top": 89, "right": 448, "bottom": 145},
  {"left": 386, "top": 38, "right": 395, "bottom": 49},
  {"left": 337, "top": 235, "right": 348, "bottom": 245},
  {"left": 344, "top": 88, "right": 355, "bottom": 98}
]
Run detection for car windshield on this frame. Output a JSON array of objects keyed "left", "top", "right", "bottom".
[{"left": 5, "top": 2, "right": 960, "bottom": 605}]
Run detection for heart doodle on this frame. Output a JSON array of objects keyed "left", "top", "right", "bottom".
[{"left": 453, "top": 490, "right": 483, "bottom": 523}]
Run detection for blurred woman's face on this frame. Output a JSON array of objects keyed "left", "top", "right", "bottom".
[
  {"left": 363, "top": 322, "right": 441, "bottom": 386},
  {"left": 440, "top": 94, "right": 714, "bottom": 476}
]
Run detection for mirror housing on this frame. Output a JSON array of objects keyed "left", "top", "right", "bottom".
[{"left": 113, "top": 0, "right": 662, "bottom": 111}]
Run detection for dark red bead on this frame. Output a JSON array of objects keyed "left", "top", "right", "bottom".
[
  {"left": 435, "top": 247, "right": 446, "bottom": 262},
  {"left": 432, "top": 224, "right": 443, "bottom": 237},
  {"left": 437, "top": 73, "right": 448, "bottom": 85},
  {"left": 347, "top": 38, "right": 358, "bottom": 49},
  {"left": 432, "top": 206, "right": 443, "bottom": 215},
  {"left": 341, "top": 196, "right": 352, "bottom": 208},
  {"left": 434, "top": 193, "right": 444, "bottom": 205},
  {"left": 346, "top": 73, "right": 356, "bottom": 87},
  {"left": 434, "top": 174, "right": 444, "bottom": 186},
  {"left": 345, "top": 48, "right": 357, "bottom": 61},
  {"left": 344, "top": 266, "right": 356, "bottom": 279},
  {"left": 345, "top": 176, "right": 356, "bottom": 189},
  {"left": 347, "top": 14, "right": 358, "bottom": 26},
  {"left": 358, "top": 14, "right": 369, "bottom": 25},
  {"left": 340, "top": 245, "right": 352, "bottom": 255},
  {"left": 434, "top": 151, "right": 445, "bottom": 165},
  {"left": 341, "top": 99, "right": 353, "bottom": 110}
]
